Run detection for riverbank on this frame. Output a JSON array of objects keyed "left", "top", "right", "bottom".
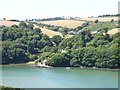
[
  {"left": 0, "top": 63, "right": 119, "bottom": 71},
  {"left": 0, "top": 63, "right": 27, "bottom": 66}
]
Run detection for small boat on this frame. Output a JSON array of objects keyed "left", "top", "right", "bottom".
[{"left": 65, "top": 67, "right": 70, "bottom": 69}]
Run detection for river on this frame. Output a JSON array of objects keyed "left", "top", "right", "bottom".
[{"left": 0, "top": 65, "right": 118, "bottom": 88}]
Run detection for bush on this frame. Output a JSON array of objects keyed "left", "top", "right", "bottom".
[
  {"left": 111, "top": 19, "right": 114, "bottom": 22},
  {"left": 94, "top": 19, "right": 99, "bottom": 23}
]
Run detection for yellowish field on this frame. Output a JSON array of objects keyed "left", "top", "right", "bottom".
[
  {"left": 81, "top": 17, "right": 118, "bottom": 22},
  {"left": 34, "top": 24, "right": 63, "bottom": 38},
  {"left": 92, "top": 28, "right": 120, "bottom": 35},
  {"left": 40, "top": 20, "right": 85, "bottom": 28},
  {"left": 0, "top": 20, "right": 19, "bottom": 27},
  {"left": 107, "top": 28, "right": 120, "bottom": 35},
  {"left": 0, "top": 20, "right": 63, "bottom": 38},
  {"left": 0, "top": 20, "right": 119, "bottom": 38}
]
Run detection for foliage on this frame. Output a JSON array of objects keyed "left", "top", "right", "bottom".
[
  {"left": 81, "top": 21, "right": 118, "bottom": 32},
  {"left": 1, "top": 86, "right": 24, "bottom": 90},
  {"left": 52, "top": 35, "right": 62, "bottom": 46},
  {"left": 94, "top": 19, "right": 99, "bottom": 23},
  {"left": 38, "top": 23, "right": 72, "bottom": 34},
  {"left": 1, "top": 21, "right": 119, "bottom": 69},
  {"left": 1, "top": 23, "right": 53, "bottom": 64}
]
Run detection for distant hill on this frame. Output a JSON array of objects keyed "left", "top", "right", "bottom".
[
  {"left": 0, "top": 19, "right": 119, "bottom": 37},
  {"left": 0, "top": 20, "right": 71, "bottom": 38},
  {"left": 1, "top": 19, "right": 120, "bottom": 68}
]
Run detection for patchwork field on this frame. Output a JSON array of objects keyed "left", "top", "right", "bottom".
[
  {"left": 0, "top": 20, "right": 63, "bottom": 38},
  {"left": 80, "top": 17, "right": 118, "bottom": 22},
  {"left": 40, "top": 20, "right": 85, "bottom": 28},
  {"left": 0, "top": 20, "right": 19, "bottom": 27},
  {"left": 0, "top": 20, "right": 119, "bottom": 38}
]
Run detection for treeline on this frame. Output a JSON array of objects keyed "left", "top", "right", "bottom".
[
  {"left": 1, "top": 22, "right": 120, "bottom": 69},
  {"left": 98, "top": 14, "right": 120, "bottom": 17},
  {"left": 25, "top": 17, "right": 64, "bottom": 22},
  {"left": 25, "top": 16, "right": 80, "bottom": 22}
]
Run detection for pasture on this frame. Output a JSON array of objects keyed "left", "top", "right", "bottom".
[{"left": 40, "top": 20, "right": 85, "bottom": 28}]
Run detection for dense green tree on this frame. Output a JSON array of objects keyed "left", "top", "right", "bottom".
[
  {"left": 52, "top": 35, "right": 62, "bottom": 46},
  {"left": 94, "top": 19, "right": 99, "bottom": 23},
  {"left": 82, "top": 22, "right": 89, "bottom": 27},
  {"left": 27, "top": 23, "right": 34, "bottom": 29},
  {"left": 19, "top": 22, "right": 27, "bottom": 27},
  {"left": 111, "top": 19, "right": 114, "bottom": 22},
  {"left": 11, "top": 25, "right": 18, "bottom": 28},
  {"left": 48, "top": 53, "right": 70, "bottom": 67}
]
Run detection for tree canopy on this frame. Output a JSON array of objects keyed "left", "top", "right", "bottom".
[{"left": 1, "top": 21, "right": 119, "bottom": 69}]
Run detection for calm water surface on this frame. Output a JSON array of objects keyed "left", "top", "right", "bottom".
[{"left": 0, "top": 65, "right": 118, "bottom": 88}]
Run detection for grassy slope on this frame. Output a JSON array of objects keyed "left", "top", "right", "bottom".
[
  {"left": 0, "top": 20, "right": 73, "bottom": 38},
  {"left": 0, "top": 20, "right": 63, "bottom": 38},
  {"left": 80, "top": 17, "right": 118, "bottom": 22},
  {"left": 0, "top": 20, "right": 119, "bottom": 37},
  {"left": 34, "top": 24, "right": 63, "bottom": 38},
  {"left": 82, "top": 21, "right": 119, "bottom": 35}
]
